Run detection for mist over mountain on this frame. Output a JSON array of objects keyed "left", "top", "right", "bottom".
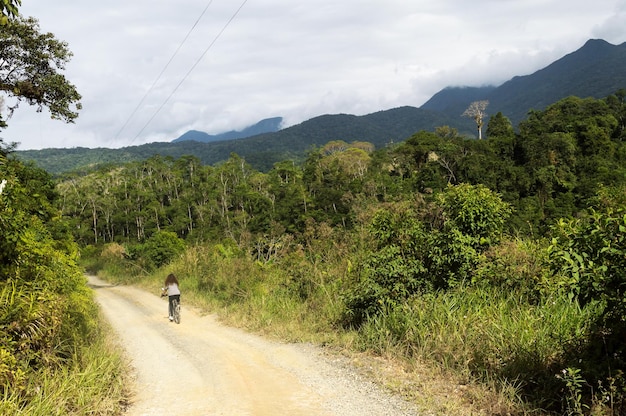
[
  {"left": 421, "top": 39, "right": 626, "bottom": 125},
  {"left": 16, "top": 39, "right": 626, "bottom": 174},
  {"left": 172, "top": 117, "right": 283, "bottom": 143}
]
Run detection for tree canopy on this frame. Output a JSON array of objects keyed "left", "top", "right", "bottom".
[
  {"left": 0, "top": 16, "right": 81, "bottom": 129},
  {"left": 0, "top": 0, "right": 20, "bottom": 25}
]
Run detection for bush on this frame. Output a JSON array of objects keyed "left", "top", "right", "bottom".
[
  {"left": 436, "top": 183, "right": 512, "bottom": 248},
  {"left": 137, "top": 231, "right": 186, "bottom": 268},
  {"left": 343, "top": 184, "right": 513, "bottom": 326},
  {"left": 549, "top": 208, "right": 626, "bottom": 322},
  {"left": 548, "top": 207, "right": 626, "bottom": 412},
  {"left": 342, "top": 206, "right": 429, "bottom": 326}
]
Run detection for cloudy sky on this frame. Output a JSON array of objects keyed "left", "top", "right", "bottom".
[{"left": 3, "top": 0, "right": 626, "bottom": 150}]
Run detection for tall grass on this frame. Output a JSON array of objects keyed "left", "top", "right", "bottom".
[
  {"left": 138, "top": 243, "right": 347, "bottom": 343},
  {"left": 0, "top": 315, "right": 129, "bottom": 415},
  {"left": 357, "top": 286, "right": 597, "bottom": 409}
]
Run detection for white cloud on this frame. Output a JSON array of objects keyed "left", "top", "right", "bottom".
[
  {"left": 1, "top": 0, "right": 625, "bottom": 150},
  {"left": 592, "top": 2, "right": 626, "bottom": 44}
]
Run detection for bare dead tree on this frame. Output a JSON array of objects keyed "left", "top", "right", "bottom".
[{"left": 462, "top": 100, "right": 489, "bottom": 139}]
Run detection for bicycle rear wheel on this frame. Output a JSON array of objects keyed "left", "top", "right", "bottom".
[{"left": 173, "top": 299, "right": 181, "bottom": 324}]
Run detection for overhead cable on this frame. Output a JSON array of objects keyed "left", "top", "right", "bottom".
[
  {"left": 114, "top": 0, "right": 215, "bottom": 141},
  {"left": 131, "top": 0, "right": 249, "bottom": 143}
]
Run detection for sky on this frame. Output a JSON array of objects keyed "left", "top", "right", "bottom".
[{"left": 2, "top": 0, "right": 626, "bottom": 150}]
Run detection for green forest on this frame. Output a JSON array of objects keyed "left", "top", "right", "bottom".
[{"left": 8, "top": 91, "right": 622, "bottom": 414}]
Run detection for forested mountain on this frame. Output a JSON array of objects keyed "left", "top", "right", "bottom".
[
  {"left": 17, "top": 106, "right": 463, "bottom": 174},
  {"left": 422, "top": 39, "right": 626, "bottom": 125},
  {"left": 16, "top": 38, "right": 626, "bottom": 175},
  {"left": 172, "top": 117, "right": 283, "bottom": 143}
]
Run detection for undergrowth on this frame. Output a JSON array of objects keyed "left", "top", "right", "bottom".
[
  {"left": 0, "top": 303, "right": 129, "bottom": 415},
  {"left": 88, "top": 209, "right": 626, "bottom": 415}
]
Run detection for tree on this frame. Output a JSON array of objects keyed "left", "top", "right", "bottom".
[
  {"left": 436, "top": 183, "right": 511, "bottom": 248},
  {"left": 0, "top": 16, "right": 81, "bottom": 129},
  {"left": 267, "top": 160, "right": 308, "bottom": 232},
  {"left": 486, "top": 111, "right": 514, "bottom": 140},
  {"left": 434, "top": 125, "right": 460, "bottom": 140},
  {"left": 0, "top": 0, "right": 20, "bottom": 25},
  {"left": 139, "top": 230, "right": 186, "bottom": 268},
  {"left": 462, "top": 100, "right": 489, "bottom": 140}
]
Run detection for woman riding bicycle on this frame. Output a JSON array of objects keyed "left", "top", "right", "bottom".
[{"left": 161, "top": 273, "right": 181, "bottom": 322}]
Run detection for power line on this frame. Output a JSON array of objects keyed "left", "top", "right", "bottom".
[
  {"left": 114, "top": 0, "right": 215, "bottom": 141},
  {"left": 131, "top": 0, "right": 249, "bottom": 143}
]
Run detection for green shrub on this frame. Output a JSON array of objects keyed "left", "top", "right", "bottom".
[
  {"left": 436, "top": 183, "right": 512, "bottom": 248},
  {"left": 473, "top": 238, "right": 549, "bottom": 301},
  {"left": 344, "top": 184, "right": 513, "bottom": 326},
  {"left": 137, "top": 231, "right": 186, "bottom": 268},
  {"left": 548, "top": 207, "right": 626, "bottom": 412},
  {"left": 342, "top": 206, "right": 429, "bottom": 326},
  {"left": 549, "top": 208, "right": 626, "bottom": 315}
]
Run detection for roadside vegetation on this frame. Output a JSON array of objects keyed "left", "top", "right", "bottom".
[
  {"left": 1, "top": 9, "right": 129, "bottom": 414},
  {"left": 0, "top": 145, "right": 129, "bottom": 414},
  {"left": 72, "top": 92, "right": 626, "bottom": 415}
]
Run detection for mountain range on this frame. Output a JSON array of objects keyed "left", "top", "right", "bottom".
[
  {"left": 16, "top": 39, "right": 626, "bottom": 174},
  {"left": 422, "top": 39, "right": 626, "bottom": 125},
  {"left": 172, "top": 117, "right": 283, "bottom": 143}
]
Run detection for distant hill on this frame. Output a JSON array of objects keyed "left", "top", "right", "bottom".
[
  {"left": 16, "top": 39, "right": 626, "bottom": 174},
  {"left": 421, "top": 39, "right": 626, "bottom": 126},
  {"left": 242, "top": 106, "right": 465, "bottom": 151},
  {"left": 16, "top": 107, "right": 463, "bottom": 174},
  {"left": 419, "top": 86, "right": 496, "bottom": 114},
  {"left": 172, "top": 117, "right": 283, "bottom": 143}
]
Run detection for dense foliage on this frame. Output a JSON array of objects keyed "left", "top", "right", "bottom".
[
  {"left": 0, "top": 140, "right": 126, "bottom": 413},
  {"left": 0, "top": 16, "right": 82, "bottom": 128},
  {"left": 56, "top": 93, "right": 626, "bottom": 248},
  {"left": 344, "top": 184, "right": 511, "bottom": 325},
  {"left": 0, "top": 12, "right": 128, "bottom": 412}
]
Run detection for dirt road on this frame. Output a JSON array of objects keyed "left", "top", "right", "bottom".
[{"left": 89, "top": 276, "right": 419, "bottom": 416}]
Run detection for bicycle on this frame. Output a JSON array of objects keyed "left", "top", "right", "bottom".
[
  {"left": 171, "top": 297, "right": 181, "bottom": 324},
  {"left": 161, "top": 288, "right": 181, "bottom": 324}
]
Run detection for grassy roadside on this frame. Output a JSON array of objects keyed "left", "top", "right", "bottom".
[
  {"left": 93, "top": 242, "right": 538, "bottom": 415},
  {"left": 0, "top": 291, "right": 130, "bottom": 415}
]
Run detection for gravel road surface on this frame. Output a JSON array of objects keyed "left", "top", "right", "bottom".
[{"left": 89, "top": 276, "right": 420, "bottom": 416}]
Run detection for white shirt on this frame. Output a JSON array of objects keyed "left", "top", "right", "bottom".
[{"left": 166, "top": 283, "right": 180, "bottom": 296}]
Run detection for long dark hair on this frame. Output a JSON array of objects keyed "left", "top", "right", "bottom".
[{"left": 164, "top": 273, "right": 179, "bottom": 286}]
